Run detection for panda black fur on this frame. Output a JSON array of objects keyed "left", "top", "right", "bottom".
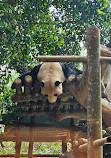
[{"left": 19, "top": 62, "right": 82, "bottom": 103}]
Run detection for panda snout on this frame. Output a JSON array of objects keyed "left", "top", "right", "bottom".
[{"left": 48, "top": 96, "right": 57, "bottom": 103}]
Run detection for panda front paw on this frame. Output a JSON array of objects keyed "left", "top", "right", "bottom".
[
  {"left": 67, "top": 74, "right": 82, "bottom": 85},
  {"left": 77, "top": 74, "right": 82, "bottom": 82},
  {"left": 67, "top": 74, "right": 76, "bottom": 82}
]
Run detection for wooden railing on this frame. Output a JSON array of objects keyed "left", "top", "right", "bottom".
[{"left": 0, "top": 126, "right": 86, "bottom": 158}]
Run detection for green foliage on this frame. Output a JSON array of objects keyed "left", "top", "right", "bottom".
[
  {"left": 33, "top": 142, "right": 62, "bottom": 155},
  {"left": 0, "top": 141, "right": 15, "bottom": 155},
  {"left": 21, "top": 142, "right": 29, "bottom": 154},
  {"left": 0, "top": 141, "right": 62, "bottom": 155},
  {"left": 1, "top": 0, "right": 110, "bottom": 71},
  {"left": 0, "top": 68, "right": 20, "bottom": 124}
]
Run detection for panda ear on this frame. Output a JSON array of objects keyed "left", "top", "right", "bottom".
[
  {"left": 40, "top": 82, "right": 44, "bottom": 87},
  {"left": 55, "top": 81, "right": 61, "bottom": 86},
  {"left": 31, "top": 64, "right": 42, "bottom": 80}
]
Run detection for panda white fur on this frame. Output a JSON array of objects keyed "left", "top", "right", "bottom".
[{"left": 19, "top": 62, "right": 82, "bottom": 103}]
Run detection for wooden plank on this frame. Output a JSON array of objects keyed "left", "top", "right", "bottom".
[
  {"left": 86, "top": 27, "right": 102, "bottom": 158},
  {"left": 2, "top": 126, "right": 84, "bottom": 143}
]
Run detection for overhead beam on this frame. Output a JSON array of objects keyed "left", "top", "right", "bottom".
[
  {"left": 38, "top": 55, "right": 87, "bottom": 62},
  {"left": 38, "top": 55, "right": 111, "bottom": 64}
]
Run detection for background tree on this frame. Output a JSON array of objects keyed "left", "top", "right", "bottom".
[{"left": 0, "top": 0, "right": 110, "bottom": 122}]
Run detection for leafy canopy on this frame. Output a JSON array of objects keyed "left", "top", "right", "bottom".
[{"left": 0, "top": 0, "right": 110, "bottom": 71}]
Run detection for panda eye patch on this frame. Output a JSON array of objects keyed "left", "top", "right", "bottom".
[
  {"left": 55, "top": 81, "right": 61, "bottom": 86},
  {"left": 54, "top": 94, "right": 58, "bottom": 96},
  {"left": 40, "top": 82, "right": 44, "bottom": 87}
]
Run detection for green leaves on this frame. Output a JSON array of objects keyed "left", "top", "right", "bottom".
[
  {"left": 104, "top": 1, "right": 109, "bottom": 8},
  {"left": 1, "top": 0, "right": 110, "bottom": 70}
]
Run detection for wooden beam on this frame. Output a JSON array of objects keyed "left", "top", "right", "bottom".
[
  {"left": 38, "top": 55, "right": 87, "bottom": 62},
  {"left": 100, "top": 56, "right": 111, "bottom": 63},
  {"left": 38, "top": 53, "right": 111, "bottom": 63},
  {"left": 86, "top": 27, "right": 102, "bottom": 158}
]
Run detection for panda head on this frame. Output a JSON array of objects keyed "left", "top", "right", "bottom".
[
  {"left": 36, "top": 62, "right": 66, "bottom": 103},
  {"left": 40, "top": 80, "right": 62, "bottom": 103}
]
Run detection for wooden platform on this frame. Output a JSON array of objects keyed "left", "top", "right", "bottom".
[
  {"left": 0, "top": 126, "right": 86, "bottom": 158},
  {"left": 11, "top": 74, "right": 87, "bottom": 123}
]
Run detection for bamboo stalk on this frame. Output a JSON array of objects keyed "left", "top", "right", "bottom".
[{"left": 86, "top": 27, "right": 102, "bottom": 158}]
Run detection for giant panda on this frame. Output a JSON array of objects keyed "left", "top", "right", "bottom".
[{"left": 19, "top": 62, "right": 82, "bottom": 103}]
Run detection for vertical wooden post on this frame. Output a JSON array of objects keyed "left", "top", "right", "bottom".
[
  {"left": 28, "top": 128, "right": 33, "bottom": 158},
  {"left": 15, "top": 141, "right": 21, "bottom": 158},
  {"left": 87, "top": 27, "right": 102, "bottom": 158},
  {"left": 62, "top": 140, "right": 67, "bottom": 153},
  {"left": 14, "top": 79, "right": 22, "bottom": 95},
  {"left": 28, "top": 141, "right": 33, "bottom": 158},
  {"left": 15, "top": 128, "right": 21, "bottom": 158}
]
